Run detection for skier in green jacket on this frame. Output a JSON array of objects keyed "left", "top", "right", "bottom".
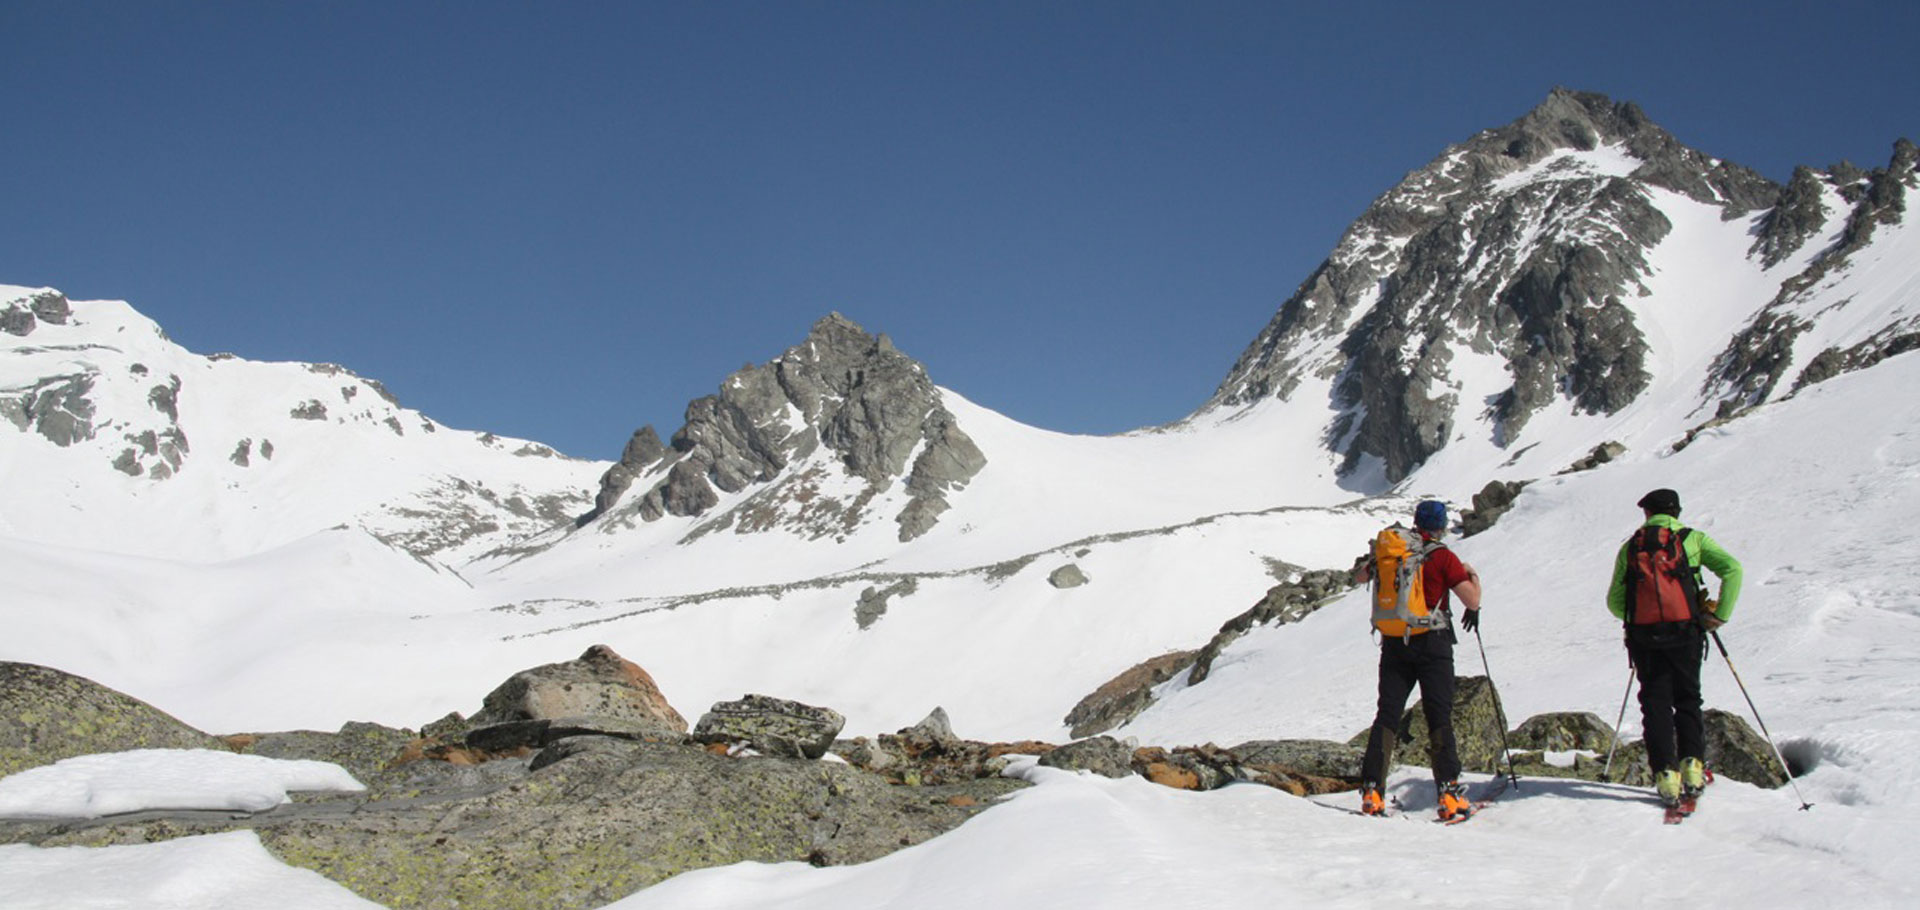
[{"left": 1606, "top": 488, "right": 1743, "bottom": 807}]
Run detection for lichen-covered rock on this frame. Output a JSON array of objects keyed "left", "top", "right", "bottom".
[
  {"left": 1129, "top": 744, "right": 1239, "bottom": 792},
  {"left": 6, "top": 740, "right": 1027, "bottom": 910},
  {"left": 1228, "top": 739, "right": 1365, "bottom": 781},
  {"left": 693, "top": 695, "right": 846, "bottom": 760},
  {"left": 0, "top": 662, "right": 223, "bottom": 777},
  {"left": 469, "top": 645, "right": 687, "bottom": 736},
  {"left": 829, "top": 718, "right": 1051, "bottom": 788},
  {"left": 1704, "top": 708, "right": 1789, "bottom": 788},
  {"left": 1509, "top": 711, "right": 1616, "bottom": 753},
  {"left": 1358, "top": 675, "right": 1509, "bottom": 776},
  {"left": 898, "top": 707, "right": 961, "bottom": 756},
  {"left": 1037, "top": 736, "right": 1134, "bottom": 778},
  {"left": 226, "top": 722, "right": 418, "bottom": 785}
]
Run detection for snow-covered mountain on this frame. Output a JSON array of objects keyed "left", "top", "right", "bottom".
[
  {"left": 1212, "top": 89, "right": 1917, "bottom": 489},
  {"left": 6, "top": 85, "right": 1920, "bottom": 909},
  {"left": 0, "top": 285, "right": 604, "bottom": 565},
  {"left": 2, "top": 88, "right": 1915, "bottom": 747}
]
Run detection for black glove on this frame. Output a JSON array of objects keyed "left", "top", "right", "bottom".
[{"left": 1460, "top": 609, "right": 1480, "bottom": 633}]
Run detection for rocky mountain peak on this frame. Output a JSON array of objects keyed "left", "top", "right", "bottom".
[
  {"left": 1206, "top": 90, "right": 1785, "bottom": 484},
  {"left": 584, "top": 314, "right": 985, "bottom": 542}
]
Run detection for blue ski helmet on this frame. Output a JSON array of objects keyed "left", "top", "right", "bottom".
[{"left": 1414, "top": 500, "right": 1448, "bottom": 531}]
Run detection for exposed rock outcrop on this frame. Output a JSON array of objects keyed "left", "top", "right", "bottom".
[
  {"left": 1064, "top": 649, "right": 1200, "bottom": 739},
  {"left": 468, "top": 644, "right": 688, "bottom": 736},
  {"left": 577, "top": 426, "right": 665, "bottom": 525},
  {"left": 1037, "top": 735, "right": 1135, "bottom": 778},
  {"left": 1047, "top": 564, "right": 1089, "bottom": 589},
  {"left": 1708, "top": 138, "right": 1917, "bottom": 410},
  {"left": 1188, "top": 568, "right": 1353, "bottom": 685},
  {"left": 1352, "top": 675, "right": 1510, "bottom": 776},
  {"left": 1209, "top": 89, "right": 1781, "bottom": 483},
  {"left": 1459, "top": 478, "right": 1531, "bottom": 538},
  {"left": 0, "top": 662, "right": 224, "bottom": 777},
  {"left": 589, "top": 314, "right": 985, "bottom": 542},
  {"left": 693, "top": 694, "right": 846, "bottom": 760}
]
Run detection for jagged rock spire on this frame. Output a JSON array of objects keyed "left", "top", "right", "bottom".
[{"left": 585, "top": 313, "right": 985, "bottom": 542}]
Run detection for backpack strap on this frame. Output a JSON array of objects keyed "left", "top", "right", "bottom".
[{"left": 1675, "top": 527, "right": 1706, "bottom": 622}]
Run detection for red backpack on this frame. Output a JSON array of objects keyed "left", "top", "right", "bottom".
[{"left": 1625, "top": 526, "right": 1704, "bottom": 627}]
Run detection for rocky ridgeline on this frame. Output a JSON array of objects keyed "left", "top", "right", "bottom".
[
  {"left": 1208, "top": 90, "right": 1766, "bottom": 482},
  {"left": 1205, "top": 89, "right": 1914, "bottom": 485},
  {"left": 1710, "top": 137, "right": 1919, "bottom": 412},
  {"left": 579, "top": 313, "right": 986, "bottom": 543},
  {"left": 1, "top": 646, "right": 1789, "bottom": 910}
]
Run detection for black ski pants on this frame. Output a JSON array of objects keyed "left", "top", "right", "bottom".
[
  {"left": 1360, "top": 631, "right": 1461, "bottom": 785},
  {"left": 1628, "top": 628, "right": 1707, "bottom": 774}
]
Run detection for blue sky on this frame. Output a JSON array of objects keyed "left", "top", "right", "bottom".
[{"left": 5, "top": 1, "right": 1915, "bottom": 460}]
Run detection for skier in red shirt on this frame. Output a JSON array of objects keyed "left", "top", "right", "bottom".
[{"left": 1351, "top": 499, "right": 1483, "bottom": 821}]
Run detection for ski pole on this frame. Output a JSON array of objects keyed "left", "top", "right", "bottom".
[
  {"left": 1471, "top": 624, "right": 1520, "bottom": 788},
  {"left": 1710, "top": 630, "right": 1814, "bottom": 811},
  {"left": 1601, "top": 662, "right": 1635, "bottom": 783}
]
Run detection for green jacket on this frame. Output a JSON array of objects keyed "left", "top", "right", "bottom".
[{"left": 1607, "top": 514, "right": 1743, "bottom": 623}]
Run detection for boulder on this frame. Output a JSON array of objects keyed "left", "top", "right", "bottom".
[
  {"left": 1510, "top": 711, "right": 1617, "bottom": 753},
  {"left": 1228, "top": 739, "right": 1364, "bottom": 781},
  {"left": 1063, "top": 649, "right": 1198, "bottom": 738},
  {"left": 1130, "top": 744, "right": 1239, "bottom": 792},
  {"left": 1037, "top": 736, "right": 1133, "bottom": 778},
  {"left": 469, "top": 645, "right": 687, "bottom": 736},
  {"left": 1704, "top": 708, "right": 1789, "bottom": 788},
  {"left": 1355, "top": 675, "right": 1509, "bottom": 776},
  {"left": 0, "top": 662, "right": 223, "bottom": 777},
  {"left": 226, "top": 722, "right": 417, "bottom": 784},
  {"left": 1459, "top": 479, "right": 1531, "bottom": 537},
  {"left": 5, "top": 739, "right": 1026, "bottom": 910},
  {"left": 898, "top": 707, "right": 961, "bottom": 756},
  {"left": 1047, "top": 564, "right": 1089, "bottom": 589},
  {"left": 829, "top": 722, "right": 1052, "bottom": 788},
  {"left": 693, "top": 695, "right": 846, "bottom": 760},
  {"left": 29, "top": 290, "right": 71, "bottom": 324}
]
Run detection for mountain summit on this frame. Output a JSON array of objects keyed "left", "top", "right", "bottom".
[
  {"left": 1207, "top": 88, "right": 1913, "bottom": 485},
  {"left": 581, "top": 313, "right": 986, "bottom": 543}
]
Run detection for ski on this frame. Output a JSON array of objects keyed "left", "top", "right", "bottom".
[
  {"left": 1663, "top": 767, "right": 1711, "bottom": 824},
  {"left": 1434, "top": 775, "right": 1513, "bottom": 825},
  {"left": 1662, "top": 792, "right": 1700, "bottom": 824}
]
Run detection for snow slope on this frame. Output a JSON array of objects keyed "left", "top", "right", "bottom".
[
  {"left": 0, "top": 286, "right": 604, "bottom": 565},
  {"left": 5, "top": 328, "right": 1918, "bottom": 910}
]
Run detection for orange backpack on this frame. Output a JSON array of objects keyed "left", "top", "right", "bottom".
[{"left": 1370, "top": 525, "right": 1448, "bottom": 639}]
